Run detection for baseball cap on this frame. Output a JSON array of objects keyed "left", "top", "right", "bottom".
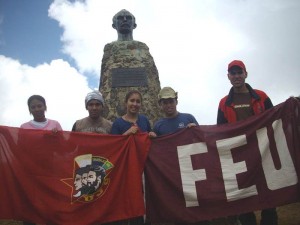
[
  {"left": 158, "top": 87, "right": 177, "bottom": 100},
  {"left": 85, "top": 91, "right": 104, "bottom": 108},
  {"left": 228, "top": 60, "right": 247, "bottom": 72}
]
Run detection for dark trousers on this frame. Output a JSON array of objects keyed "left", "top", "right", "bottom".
[
  {"left": 175, "top": 222, "right": 210, "bottom": 225},
  {"left": 260, "top": 208, "right": 278, "bottom": 225},
  {"left": 128, "top": 216, "right": 144, "bottom": 225},
  {"left": 104, "top": 216, "right": 144, "bottom": 225},
  {"left": 239, "top": 208, "right": 278, "bottom": 225}
]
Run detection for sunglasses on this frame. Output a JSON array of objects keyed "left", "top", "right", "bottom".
[{"left": 229, "top": 71, "right": 243, "bottom": 75}]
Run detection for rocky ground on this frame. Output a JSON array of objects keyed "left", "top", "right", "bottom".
[{"left": 255, "top": 202, "right": 300, "bottom": 225}]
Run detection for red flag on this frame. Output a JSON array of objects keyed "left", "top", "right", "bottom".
[
  {"left": 0, "top": 128, "right": 150, "bottom": 225},
  {"left": 145, "top": 97, "right": 300, "bottom": 223}
]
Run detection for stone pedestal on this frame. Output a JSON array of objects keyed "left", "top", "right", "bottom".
[{"left": 99, "top": 41, "right": 162, "bottom": 126}]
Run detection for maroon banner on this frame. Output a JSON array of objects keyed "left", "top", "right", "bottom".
[
  {"left": 145, "top": 97, "right": 300, "bottom": 222},
  {"left": 0, "top": 129, "right": 150, "bottom": 225}
]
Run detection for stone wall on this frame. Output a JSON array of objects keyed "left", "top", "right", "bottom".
[{"left": 99, "top": 40, "right": 162, "bottom": 126}]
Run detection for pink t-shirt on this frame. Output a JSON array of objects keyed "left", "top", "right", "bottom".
[{"left": 20, "top": 119, "right": 63, "bottom": 131}]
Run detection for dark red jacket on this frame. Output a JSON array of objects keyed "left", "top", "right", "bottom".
[{"left": 217, "top": 83, "right": 273, "bottom": 124}]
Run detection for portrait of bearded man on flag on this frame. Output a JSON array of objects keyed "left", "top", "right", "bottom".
[{"left": 73, "top": 154, "right": 113, "bottom": 199}]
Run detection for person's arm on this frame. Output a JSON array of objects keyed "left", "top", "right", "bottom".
[
  {"left": 20, "top": 122, "right": 28, "bottom": 129},
  {"left": 110, "top": 122, "right": 119, "bottom": 134},
  {"left": 111, "top": 119, "right": 128, "bottom": 135},
  {"left": 188, "top": 114, "right": 198, "bottom": 127},
  {"left": 264, "top": 97, "right": 273, "bottom": 110},
  {"left": 145, "top": 117, "right": 157, "bottom": 138},
  {"left": 145, "top": 117, "right": 152, "bottom": 132},
  {"left": 153, "top": 122, "right": 160, "bottom": 137},
  {"left": 217, "top": 108, "right": 228, "bottom": 125},
  {"left": 71, "top": 122, "right": 77, "bottom": 132},
  {"left": 56, "top": 121, "right": 63, "bottom": 131}
]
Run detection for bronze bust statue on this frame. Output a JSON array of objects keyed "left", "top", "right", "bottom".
[{"left": 112, "top": 9, "right": 137, "bottom": 41}]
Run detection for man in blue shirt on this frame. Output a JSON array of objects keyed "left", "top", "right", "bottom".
[
  {"left": 153, "top": 87, "right": 198, "bottom": 136},
  {"left": 153, "top": 87, "right": 241, "bottom": 225}
]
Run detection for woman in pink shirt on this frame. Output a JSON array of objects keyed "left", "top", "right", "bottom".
[
  {"left": 20, "top": 95, "right": 62, "bottom": 225},
  {"left": 21, "top": 95, "right": 62, "bottom": 132}
]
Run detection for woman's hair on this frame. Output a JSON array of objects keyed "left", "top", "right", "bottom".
[
  {"left": 27, "top": 95, "right": 46, "bottom": 107},
  {"left": 124, "top": 90, "right": 142, "bottom": 103}
]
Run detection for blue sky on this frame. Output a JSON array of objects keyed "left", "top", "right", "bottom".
[
  {"left": 0, "top": 0, "right": 300, "bottom": 130},
  {"left": 1, "top": 0, "right": 66, "bottom": 65}
]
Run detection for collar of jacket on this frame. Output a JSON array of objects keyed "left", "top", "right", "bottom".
[{"left": 225, "top": 83, "right": 261, "bottom": 106}]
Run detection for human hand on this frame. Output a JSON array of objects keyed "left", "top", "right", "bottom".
[
  {"left": 124, "top": 125, "right": 139, "bottom": 135},
  {"left": 51, "top": 128, "right": 59, "bottom": 133},
  {"left": 187, "top": 123, "right": 197, "bottom": 128},
  {"left": 148, "top": 131, "right": 157, "bottom": 138}
]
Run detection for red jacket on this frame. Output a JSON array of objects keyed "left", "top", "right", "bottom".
[{"left": 217, "top": 83, "right": 273, "bottom": 124}]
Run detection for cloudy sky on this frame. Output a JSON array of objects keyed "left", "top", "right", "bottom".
[{"left": 0, "top": 0, "right": 299, "bottom": 131}]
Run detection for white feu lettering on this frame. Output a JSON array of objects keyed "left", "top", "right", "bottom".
[
  {"left": 216, "top": 135, "right": 258, "bottom": 201},
  {"left": 256, "top": 119, "right": 298, "bottom": 190},
  {"left": 177, "top": 142, "right": 208, "bottom": 207}
]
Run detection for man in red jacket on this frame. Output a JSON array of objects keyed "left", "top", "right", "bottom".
[{"left": 217, "top": 60, "right": 277, "bottom": 225}]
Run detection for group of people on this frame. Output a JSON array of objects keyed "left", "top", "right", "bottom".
[{"left": 20, "top": 60, "right": 278, "bottom": 225}]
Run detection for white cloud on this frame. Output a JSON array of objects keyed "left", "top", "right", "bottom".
[
  {"left": 48, "top": 0, "right": 140, "bottom": 75},
  {"left": 0, "top": 55, "right": 91, "bottom": 130},
  {"left": 1, "top": 0, "right": 299, "bottom": 129},
  {"left": 47, "top": 0, "right": 254, "bottom": 124}
]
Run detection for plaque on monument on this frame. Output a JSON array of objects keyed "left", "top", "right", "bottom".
[{"left": 111, "top": 67, "right": 147, "bottom": 87}]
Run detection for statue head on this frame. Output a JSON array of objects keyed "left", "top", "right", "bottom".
[{"left": 112, "top": 9, "right": 137, "bottom": 41}]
